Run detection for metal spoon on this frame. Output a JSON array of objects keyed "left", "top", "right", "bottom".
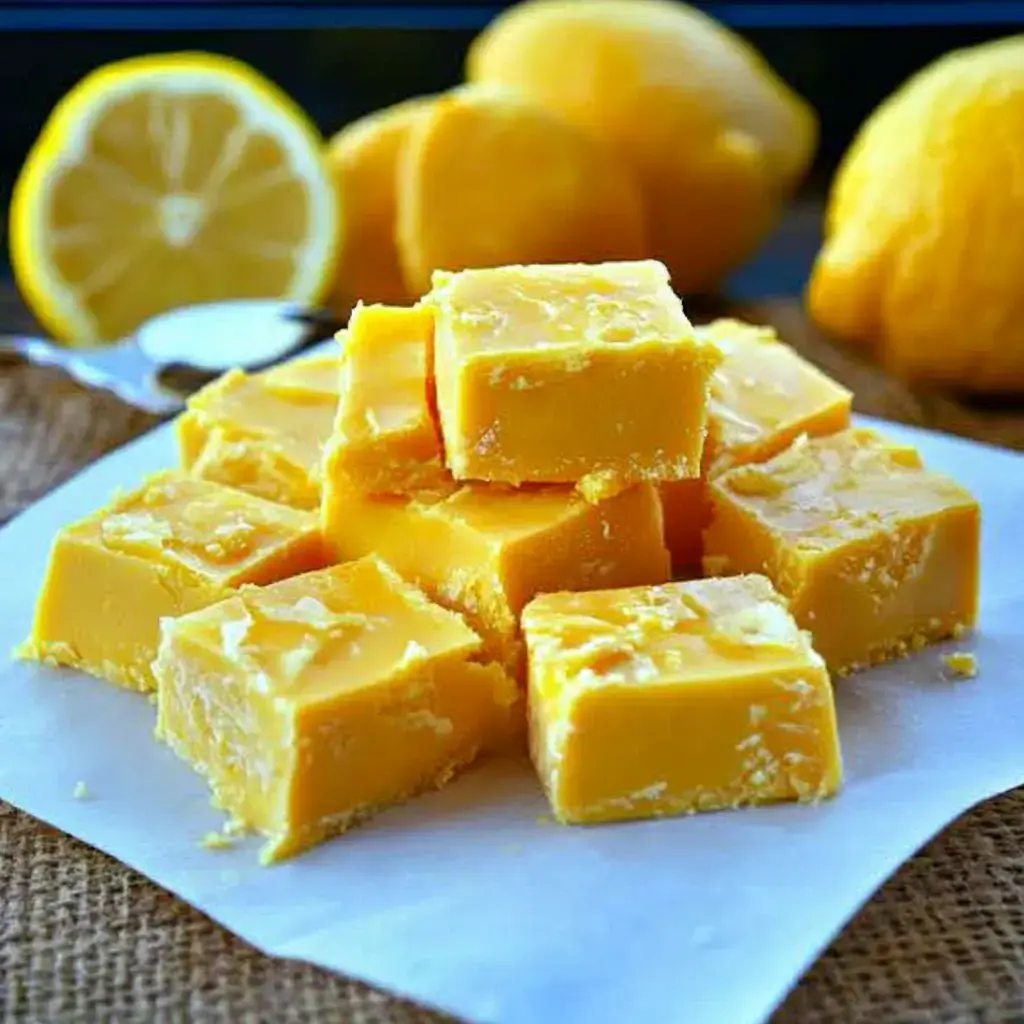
[{"left": 0, "top": 298, "right": 344, "bottom": 416}]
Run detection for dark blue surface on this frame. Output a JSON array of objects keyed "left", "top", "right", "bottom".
[
  {"left": 2, "top": 2, "right": 1023, "bottom": 31},
  {"left": 726, "top": 217, "right": 821, "bottom": 302}
]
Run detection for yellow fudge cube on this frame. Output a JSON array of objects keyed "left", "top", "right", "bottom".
[
  {"left": 427, "top": 260, "right": 722, "bottom": 501},
  {"left": 155, "top": 558, "right": 518, "bottom": 862},
  {"left": 322, "top": 473, "right": 671, "bottom": 679},
  {"left": 178, "top": 352, "right": 341, "bottom": 510},
  {"left": 523, "top": 575, "right": 842, "bottom": 825},
  {"left": 699, "top": 318, "right": 853, "bottom": 474},
  {"left": 322, "top": 303, "right": 447, "bottom": 495},
  {"left": 660, "top": 319, "right": 852, "bottom": 575},
  {"left": 703, "top": 428, "right": 981, "bottom": 674},
  {"left": 20, "top": 473, "right": 325, "bottom": 691}
]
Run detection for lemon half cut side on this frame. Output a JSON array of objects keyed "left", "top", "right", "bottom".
[{"left": 10, "top": 52, "right": 340, "bottom": 345}]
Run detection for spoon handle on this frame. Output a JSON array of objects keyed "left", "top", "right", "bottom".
[{"left": 0, "top": 336, "right": 184, "bottom": 416}]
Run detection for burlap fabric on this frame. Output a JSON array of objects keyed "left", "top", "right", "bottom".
[{"left": 3, "top": 292, "right": 1024, "bottom": 1023}]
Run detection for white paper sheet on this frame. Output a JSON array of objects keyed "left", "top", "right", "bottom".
[{"left": 1, "top": 415, "right": 1022, "bottom": 1024}]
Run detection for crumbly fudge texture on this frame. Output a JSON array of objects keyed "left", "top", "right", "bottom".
[
  {"left": 428, "top": 260, "right": 720, "bottom": 501},
  {"left": 155, "top": 558, "right": 519, "bottom": 862},
  {"left": 524, "top": 575, "right": 842, "bottom": 824},
  {"left": 20, "top": 472, "right": 325, "bottom": 690},
  {"left": 703, "top": 428, "right": 980, "bottom": 674}
]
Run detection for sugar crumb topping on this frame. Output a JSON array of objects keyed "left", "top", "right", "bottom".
[
  {"left": 400, "top": 640, "right": 429, "bottom": 665},
  {"left": 711, "top": 602, "right": 801, "bottom": 651},
  {"left": 278, "top": 639, "right": 320, "bottom": 681},
  {"left": 264, "top": 595, "right": 335, "bottom": 627},
  {"left": 219, "top": 609, "right": 254, "bottom": 661},
  {"left": 101, "top": 512, "right": 173, "bottom": 549}
]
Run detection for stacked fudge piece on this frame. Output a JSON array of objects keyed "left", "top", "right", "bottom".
[
  {"left": 20, "top": 259, "right": 980, "bottom": 859},
  {"left": 321, "top": 264, "right": 705, "bottom": 680}
]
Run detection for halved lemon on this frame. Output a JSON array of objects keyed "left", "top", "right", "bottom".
[{"left": 10, "top": 52, "right": 340, "bottom": 345}]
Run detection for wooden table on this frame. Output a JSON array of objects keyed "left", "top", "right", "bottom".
[{"left": 3, "top": 280, "right": 1024, "bottom": 1023}]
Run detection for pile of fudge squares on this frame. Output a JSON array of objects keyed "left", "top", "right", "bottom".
[{"left": 21, "top": 260, "right": 980, "bottom": 863}]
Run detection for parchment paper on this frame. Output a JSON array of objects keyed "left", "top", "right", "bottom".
[{"left": 0, "top": 415, "right": 1021, "bottom": 1024}]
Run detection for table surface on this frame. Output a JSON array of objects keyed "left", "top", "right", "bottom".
[{"left": 3, "top": 277, "right": 1024, "bottom": 1024}]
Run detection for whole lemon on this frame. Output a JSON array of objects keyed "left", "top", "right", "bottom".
[
  {"left": 396, "top": 85, "right": 648, "bottom": 295},
  {"left": 809, "top": 36, "right": 1024, "bottom": 393},
  {"left": 325, "top": 96, "right": 437, "bottom": 309},
  {"left": 467, "top": 0, "right": 816, "bottom": 294}
]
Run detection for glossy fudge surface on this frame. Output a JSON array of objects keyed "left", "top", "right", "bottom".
[
  {"left": 322, "top": 472, "right": 671, "bottom": 680},
  {"left": 703, "top": 428, "right": 980, "bottom": 673},
  {"left": 428, "top": 260, "right": 721, "bottom": 501},
  {"left": 21, "top": 472, "right": 324, "bottom": 691},
  {"left": 323, "top": 303, "right": 447, "bottom": 496},
  {"left": 178, "top": 352, "right": 341, "bottom": 510},
  {"left": 699, "top": 318, "right": 852, "bottom": 474},
  {"left": 660, "top": 319, "right": 851, "bottom": 576},
  {"left": 524, "top": 575, "right": 842, "bottom": 824},
  {"left": 155, "top": 558, "right": 518, "bottom": 862}
]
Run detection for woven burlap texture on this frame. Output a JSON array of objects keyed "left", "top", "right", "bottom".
[{"left": 4, "top": 334, "right": 1024, "bottom": 1022}]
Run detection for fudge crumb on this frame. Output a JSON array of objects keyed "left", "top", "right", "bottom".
[
  {"left": 72, "top": 781, "right": 90, "bottom": 801},
  {"left": 200, "top": 818, "right": 247, "bottom": 851},
  {"left": 942, "top": 651, "right": 978, "bottom": 680},
  {"left": 199, "top": 830, "right": 237, "bottom": 851}
]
